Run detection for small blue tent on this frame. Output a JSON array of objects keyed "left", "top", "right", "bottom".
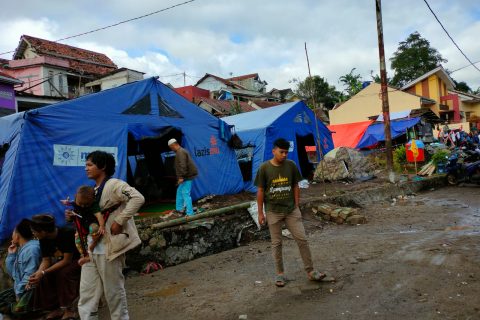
[
  {"left": 223, "top": 101, "right": 333, "bottom": 192},
  {"left": 0, "top": 77, "right": 244, "bottom": 240},
  {"left": 356, "top": 118, "right": 421, "bottom": 149}
]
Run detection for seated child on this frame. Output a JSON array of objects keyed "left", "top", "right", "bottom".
[{"left": 62, "top": 185, "right": 105, "bottom": 265}]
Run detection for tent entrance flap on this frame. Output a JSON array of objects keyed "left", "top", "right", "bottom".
[
  {"left": 295, "top": 134, "right": 316, "bottom": 179},
  {"left": 127, "top": 128, "right": 182, "bottom": 203},
  {"left": 234, "top": 145, "right": 255, "bottom": 182}
]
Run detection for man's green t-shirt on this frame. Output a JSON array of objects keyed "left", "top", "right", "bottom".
[{"left": 254, "top": 160, "right": 302, "bottom": 214}]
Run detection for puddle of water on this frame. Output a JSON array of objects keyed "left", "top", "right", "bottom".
[
  {"left": 399, "top": 230, "right": 420, "bottom": 234},
  {"left": 145, "top": 282, "right": 188, "bottom": 297}
]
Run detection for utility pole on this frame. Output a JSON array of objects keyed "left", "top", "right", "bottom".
[
  {"left": 375, "top": 0, "right": 394, "bottom": 183},
  {"left": 183, "top": 71, "right": 186, "bottom": 86},
  {"left": 305, "top": 42, "right": 327, "bottom": 196}
]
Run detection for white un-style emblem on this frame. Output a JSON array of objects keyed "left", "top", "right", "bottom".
[{"left": 54, "top": 145, "right": 77, "bottom": 166}]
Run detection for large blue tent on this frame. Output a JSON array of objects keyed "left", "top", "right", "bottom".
[
  {"left": 0, "top": 77, "right": 244, "bottom": 240},
  {"left": 223, "top": 101, "right": 333, "bottom": 192}
]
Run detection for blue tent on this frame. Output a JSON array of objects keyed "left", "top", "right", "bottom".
[
  {"left": 0, "top": 77, "right": 244, "bottom": 240},
  {"left": 223, "top": 101, "right": 333, "bottom": 192},
  {"left": 356, "top": 118, "right": 421, "bottom": 149}
]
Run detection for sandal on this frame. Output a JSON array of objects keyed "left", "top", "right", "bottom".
[
  {"left": 275, "top": 274, "right": 286, "bottom": 287},
  {"left": 308, "top": 270, "right": 327, "bottom": 281}
]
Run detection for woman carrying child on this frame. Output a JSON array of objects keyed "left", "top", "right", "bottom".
[{"left": 63, "top": 185, "right": 105, "bottom": 266}]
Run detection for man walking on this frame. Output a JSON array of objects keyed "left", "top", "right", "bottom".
[
  {"left": 255, "top": 138, "right": 326, "bottom": 287},
  {"left": 168, "top": 138, "right": 198, "bottom": 216},
  {"left": 76, "top": 151, "right": 144, "bottom": 320}
]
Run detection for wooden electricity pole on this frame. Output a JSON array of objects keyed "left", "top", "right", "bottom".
[{"left": 375, "top": 0, "right": 394, "bottom": 182}]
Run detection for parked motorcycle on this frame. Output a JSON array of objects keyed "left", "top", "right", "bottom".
[{"left": 445, "top": 152, "right": 480, "bottom": 185}]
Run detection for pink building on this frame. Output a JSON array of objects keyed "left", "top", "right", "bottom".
[{"left": 1, "top": 35, "right": 117, "bottom": 111}]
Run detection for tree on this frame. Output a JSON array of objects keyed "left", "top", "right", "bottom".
[
  {"left": 390, "top": 32, "right": 447, "bottom": 87},
  {"left": 453, "top": 80, "right": 472, "bottom": 94},
  {"left": 292, "top": 76, "right": 343, "bottom": 110},
  {"left": 370, "top": 70, "right": 391, "bottom": 85},
  {"left": 339, "top": 68, "right": 363, "bottom": 99}
]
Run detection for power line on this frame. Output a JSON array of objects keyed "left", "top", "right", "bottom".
[
  {"left": 422, "top": 0, "right": 480, "bottom": 74},
  {"left": 0, "top": 0, "right": 197, "bottom": 57},
  {"left": 450, "top": 59, "right": 480, "bottom": 74}
]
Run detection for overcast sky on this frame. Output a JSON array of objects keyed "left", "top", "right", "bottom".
[{"left": 1, "top": 0, "right": 479, "bottom": 92}]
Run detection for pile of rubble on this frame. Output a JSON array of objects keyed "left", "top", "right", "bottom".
[
  {"left": 314, "top": 147, "right": 376, "bottom": 182},
  {"left": 312, "top": 203, "right": 367, "bottom": 225}
]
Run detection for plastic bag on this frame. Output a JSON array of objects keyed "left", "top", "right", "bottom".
[{"left": 247, "top": 201, "right": 265, "bottom": 230}]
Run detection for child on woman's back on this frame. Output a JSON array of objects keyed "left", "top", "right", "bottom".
[{"left": 63, "top": 185, "right": 104, "bottom": 265}]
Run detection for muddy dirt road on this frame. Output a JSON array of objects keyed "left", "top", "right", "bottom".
[{"left": 116, "top": 186, "right": 480, "bottom": 320}]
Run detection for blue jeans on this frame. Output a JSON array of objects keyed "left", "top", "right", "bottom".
[{"left": 176, "top": 180, "right": 194, "bottom": 215}]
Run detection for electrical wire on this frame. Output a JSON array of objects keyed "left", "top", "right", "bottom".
[
  {"left": 450, "top": 59, "right": 480, "bottom": 74},
  {"left": 0, "top": 0, "right": 197, "bottom": 57},
  {"left": 422, "top": 0, "right": 480, "bottom": 74}
]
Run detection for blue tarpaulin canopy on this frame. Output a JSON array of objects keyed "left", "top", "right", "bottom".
[
  {"left": 224, "top": 101, "right": 333, "bottom": 192},
  {"left": 356, "top": 118, "right": 421, "bottom": 149},
  {"left": 0, "top": 77, "right": 244, "bottom": 240}
]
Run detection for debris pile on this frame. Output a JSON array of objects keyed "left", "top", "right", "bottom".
[
  {"left": 312, "top": 203, "right": 367, "bottom": 225},
  {"left": 314, "top": 147, "right": 376, "bottom": 182}
]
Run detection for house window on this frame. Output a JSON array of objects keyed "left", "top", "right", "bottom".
[{"left": 466, "top": 112, "right": 472, "bottom": 121}]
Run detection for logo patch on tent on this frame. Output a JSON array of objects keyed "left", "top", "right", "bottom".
[
  {"left": 53, "top": 144, "right": 118, "bottom": 166},
  {"left": 193, "top": 135, "right": 220, "bottom": 157}
]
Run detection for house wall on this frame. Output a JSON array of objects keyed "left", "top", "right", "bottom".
[
  {"left": 0, "top": 83, "right": 16, "bottom": 110},
  {"left": 407, "top": 74, "right": 451, "bottom": 116},
  {"left": 175, "top": 86, "right": 210, "bottom": 102},
  {"left": 22, "top": 46, "right": 38, "bottom": 59},
  {"left": 7, "top": 57, "right": 71, "bottom": 97},
  {"left": 232, "top": 78, "right": 254, "bottom": 90},
  {"left": 329, "top": 82, "right": 421, "bottom": 125},
  {"left": 42, "top": 65, "right": 68, "bottom": 97},
  {"left": 196, "top": 77, "right": 226, "bottom": 91},
  {"left": 460, "top": 102, "right": 480, "bottom": 120},
  {"left": 100, "top": 70, "right": 144, "bottom": 90},
  {"left": 7, "top": 65, "right": 44, "bottom": 96}
]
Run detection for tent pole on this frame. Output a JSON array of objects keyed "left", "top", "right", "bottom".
[{"left": 305, "top": 42, "right": 327, "bottom": 197}]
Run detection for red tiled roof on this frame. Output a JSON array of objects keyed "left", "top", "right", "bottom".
[
  {"left": 198, "top": 97, "right": 256, "bottom": 114},
  {"left": 227, "top": 73, "right": 258, "bottom": 81},
  {"left": 252, "top": 100, "right": 281, "bottom": 108},
  {"left": 15, "top": 35, "right": 117, "bottom": 76}
]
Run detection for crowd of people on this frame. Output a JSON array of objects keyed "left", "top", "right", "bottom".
[
  {"left": 1, "top": 138, "right": 327, "bottom": 319},
  {"left": 1, "top": 151, "right": 144, "bottom": 320},
  {"left": 438, "top": 123, "right": 480, "bottom": 148}
]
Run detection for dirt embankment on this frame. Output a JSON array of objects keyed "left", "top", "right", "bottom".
[{"left": 120, "top": 186, "right": 480, "bottom": 320}]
